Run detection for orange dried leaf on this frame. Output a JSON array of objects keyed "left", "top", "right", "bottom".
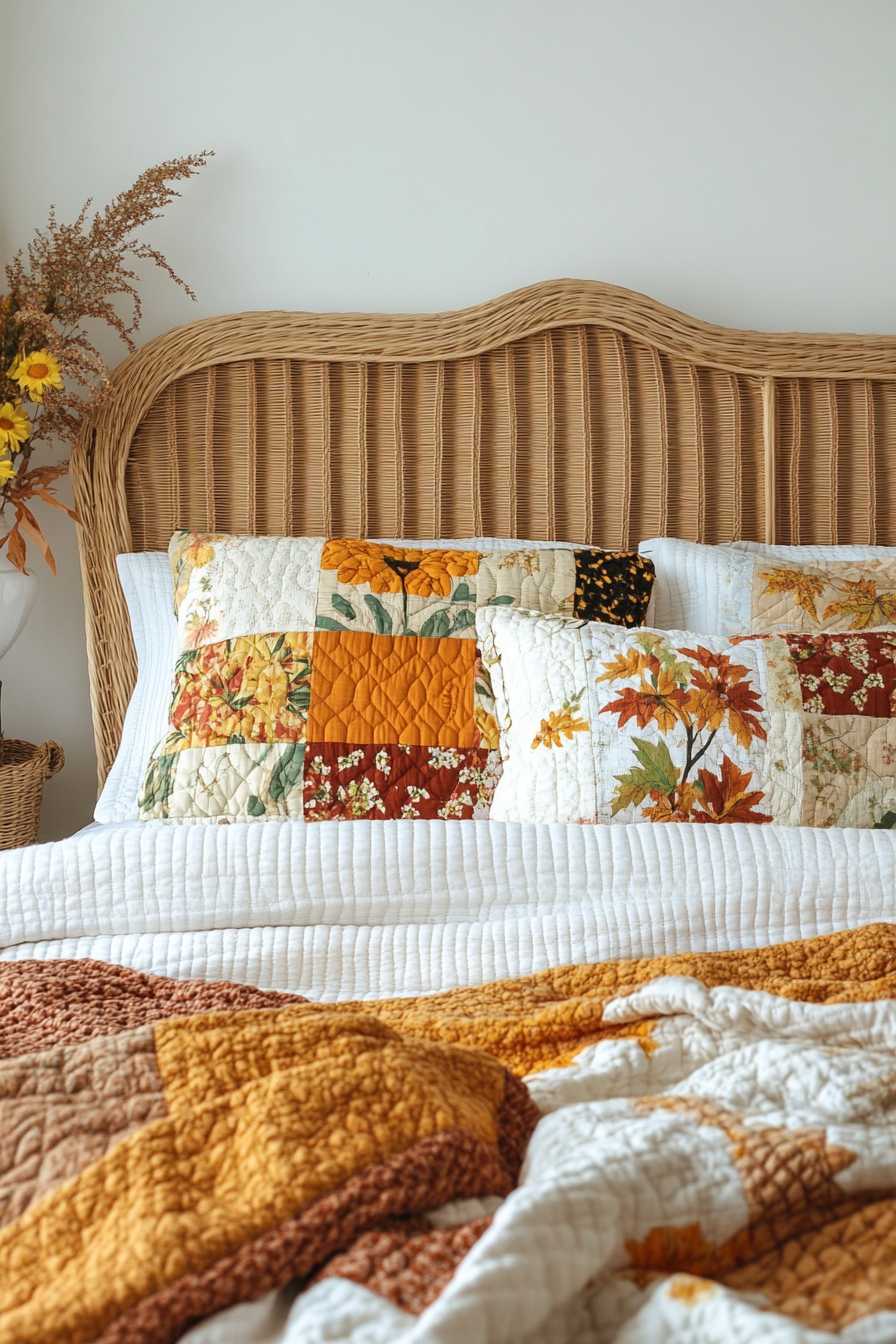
[
  {"left": 34, "top": 488, "right": 77, "bottom": 521},
  {"left": 4, "top": 526, "right": 26, "bottom": 572},
  {"left": 640, "top": 779, "right": 700, "bottom": 822},
  {"left": 15, "top": 503, "right": 56, "bottom": 576},
  {"left": 531, "top": 706, "right": 590, "bottom": 749},
  {"left": 680, "top": 650, "right": 766, "bottom": 748}
]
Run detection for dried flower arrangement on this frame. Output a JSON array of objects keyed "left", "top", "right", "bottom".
[{"left": 0, "top": 152, "right": 213, "bottom": 573}]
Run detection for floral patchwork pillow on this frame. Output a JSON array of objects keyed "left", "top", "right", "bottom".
[
  {"left": 639, "top": 538, "right": 896, "bottom": 636},
  {"left": 137, "top": 533, "right": 655, "bottom": 821},
  {"left": 477, "top": 604, "right": 896, "bottom": 828}
]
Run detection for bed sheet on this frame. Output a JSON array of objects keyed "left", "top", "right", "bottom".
[{"left": 1, "top": 819, "right": 895, "bottom": 999}]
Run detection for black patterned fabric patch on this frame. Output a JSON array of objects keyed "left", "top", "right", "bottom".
[{"left": 572, "top": 550, "right": 655, "bottom": 626}]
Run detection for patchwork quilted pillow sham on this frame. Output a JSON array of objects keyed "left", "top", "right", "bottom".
[
  {"left": 137, "top": 533, "right": 655, "bottom": 821},
  {"left": 477, "top": 603, "right": 896, "bottom": 829},
  {"left": 640, "top": 537, "right": 896, "bottom": 636},
  {"left": 730, "top": 541, "right": 896, "bottom": 560}
]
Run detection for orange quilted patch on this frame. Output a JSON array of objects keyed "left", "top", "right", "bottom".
[{"left": 307, "top": 630, "right": 478, "bottom": 747}]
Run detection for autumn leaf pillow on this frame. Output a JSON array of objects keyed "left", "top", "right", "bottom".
[
  {"left": 137, "top": 532, "right": 654, "bottom": 822},
  {"left": 639, "top": 538, "right": 896, "bottom": 636},
  {"left": 477, "top": 604, "right": 896, "bottom": 828}
]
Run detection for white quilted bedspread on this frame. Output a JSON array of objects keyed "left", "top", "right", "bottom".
[
  {"left": 186, "top": 979, "right": 896, "bottom": 1343},
  {"left": 1, "top": 819, "right": 896, "bottom": 998}
]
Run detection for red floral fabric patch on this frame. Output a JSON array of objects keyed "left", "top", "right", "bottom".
[
  {"left": 302, "top": 743, "right": 501, "bottom": 821},
  {"left": 786, "top": 634, "right": 896, "bottom": 718}
]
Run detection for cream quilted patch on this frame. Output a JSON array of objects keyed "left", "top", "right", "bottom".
[
  {"left": 140, "top": 743, "right": 306, "bottom": 820},
  {"left": 761, "top": 709, "right": 803, "bottom": 825},
  {"left": 177, "top": 536, "right": 324, "bottom": 649},
  {"left": 479, "top": 608, "right": 596, "bottom": 823},
  {"left": 802, "top": 714, "right": 896, "bottom": 828},
  {"left": 475, "top": 549, "right": 576, "bottom": 612}
]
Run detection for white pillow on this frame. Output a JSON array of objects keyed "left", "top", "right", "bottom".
[
  {"left": 94, "top": 554, "right": 178, "bottom": 823},
  {"left": 95, "top": 537, "right": 584, "bottom": 824},
  {"left": 638, "top": 538, "right": 753, "bottom": 632},
  {"left": 639, "top": 537, "right": 896, "bottom": 635}
]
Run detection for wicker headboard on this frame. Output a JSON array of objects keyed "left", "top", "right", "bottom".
[{"left": 71, "top": 277, "right": 896, "bottom": 787}]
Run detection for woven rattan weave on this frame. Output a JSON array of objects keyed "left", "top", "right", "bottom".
[
  {"left": 71, "top": 278, "right": 896, "bottom": 786},
  {"left": 0, "top": 740, "right": 65, "bottom": 848}
]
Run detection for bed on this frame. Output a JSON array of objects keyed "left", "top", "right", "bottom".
[
  {"left": 1, "top": 277, "right": 895, "bottom": 995},
  {"left": 4, "top": 279, "right": 896, "bottom": 1343}
]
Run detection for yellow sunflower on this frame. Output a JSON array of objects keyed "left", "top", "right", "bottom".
[
  {"left": 405, "top": 549, "right": 478, "bottom": 597},
  {"left": 0, "top": 401, "right": 31, "bottom": 451},
  {"left": 320, "top": 539, "right": 478, "bottom": 596},
  {"left": 8, "top": 350, "right": 64, "bottom": 401},
  {"left": 0, "top": 457, "right": 16, "bottom": 485},
  {"left": 321, "top": 539, "right": 402, "bottom": 592}
]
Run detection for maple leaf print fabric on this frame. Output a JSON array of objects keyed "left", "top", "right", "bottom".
[
  {"left": 138, "top": 532, "right": 654, "bottom": 821},
  {"left": 640, "top": 538, "right": 896, "bottom": 637},
  {"left": 753, "top": 559, "right": 896, "bottom": 631},
  {"left": 477, "top": 605, "right": 896, "bottom": 828}
]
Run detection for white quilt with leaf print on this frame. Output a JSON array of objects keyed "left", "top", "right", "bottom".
[{"left": 182, "top": 976, "right": 896, "bottom": 1344}]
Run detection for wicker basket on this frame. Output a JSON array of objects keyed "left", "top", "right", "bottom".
[{"left": 0, "top": 739, "right": 65, "bottom": 850}]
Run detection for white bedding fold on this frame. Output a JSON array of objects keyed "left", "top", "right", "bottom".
[{"left": 1, "top": 820, "right": 895, "bottom": 997}]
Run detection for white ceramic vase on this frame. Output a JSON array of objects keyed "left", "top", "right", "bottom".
[{"left": 0, "top": 556, "right": 38, "bottom": 661}]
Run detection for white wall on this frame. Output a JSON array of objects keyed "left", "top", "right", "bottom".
[{"left": 3, "top": 0, "right": 895, "bottom": 839}]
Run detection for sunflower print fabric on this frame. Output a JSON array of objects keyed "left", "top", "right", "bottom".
[{"left": 137, "top": 533, "right": 655, "bottom": 821}]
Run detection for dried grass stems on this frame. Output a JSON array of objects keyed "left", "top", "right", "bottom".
[{"left": 0, "top": 152, "right": 212, "bottom": 571}]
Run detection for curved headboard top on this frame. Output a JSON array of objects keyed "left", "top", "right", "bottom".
[{"left": 71, "top": 277, "right": 896, "bottom": 785}]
